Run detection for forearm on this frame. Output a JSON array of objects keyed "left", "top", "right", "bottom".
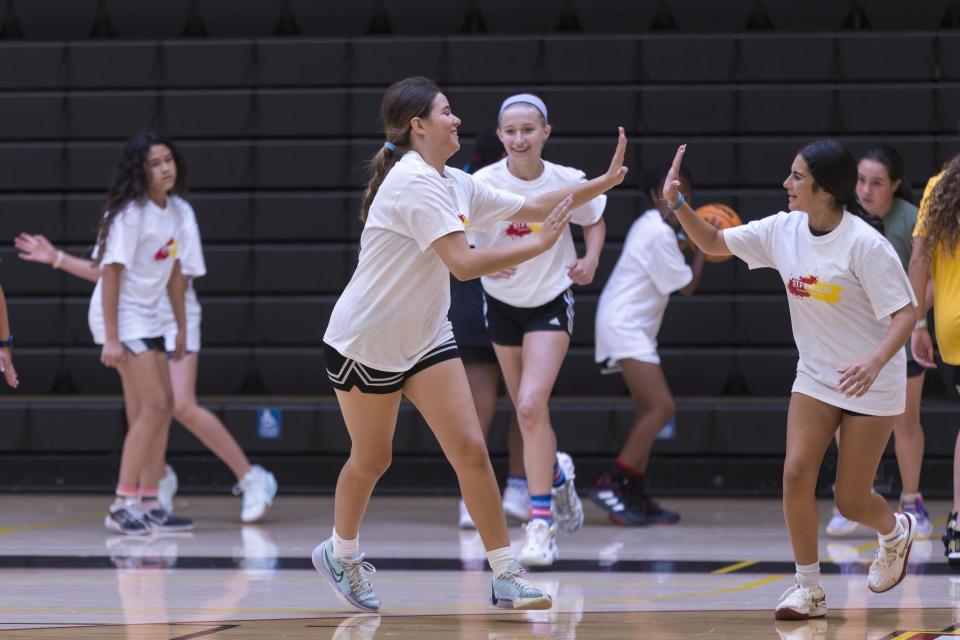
[
  {"left": 59, "top": 253, "right": 100, "bottom": 284},
  {"left": 513, "top": 175, "right": 615, "bottom": 223},
  {"left": 679, "top": 252, "right": 706, "bottom": 297},
  {"left": 672, "top": 201, "right": 728, "bottom": 256},
  {"left": 581, "top": 219, "right": 605, "bottom": 263},
  {"left": 0, "top": 287, "right": 10, "bottom": 339},
  {"left": 907, "top": 239, "right": 931, "bottom": 320},
  {"left": 452, "top": 241, "right": 544, "bottom": 282},
  {"left": 101, "top": 266, "right": 122, "bottom": 341},
  {"left": 870, "top": 305, "right": 915, "bottom": 366},
  {"left": 167, "top": 273, "right": 187, "bottom": 331}
]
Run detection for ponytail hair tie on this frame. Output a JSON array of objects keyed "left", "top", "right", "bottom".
[{"left": 383, "top": 141, "right": 396, "bottom": 152}]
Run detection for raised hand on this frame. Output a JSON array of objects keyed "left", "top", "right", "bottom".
[
  {"left": 663, "top": 145, "right": 687, "bottom": 205},
  {"left": 605, "top": 127, "right": 629, "bottom": 187},
  {"left": 537, "top": 195, "right": 574, "bottom": 252},
  {"left": 15, "top": 233, "right": 57, "bottom": 265}
]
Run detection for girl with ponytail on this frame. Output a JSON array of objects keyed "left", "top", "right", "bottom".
[{"left": 317, "top": 76, "right": 628, "bottom": 612}]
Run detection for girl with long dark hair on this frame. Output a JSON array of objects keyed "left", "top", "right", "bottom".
[
  {"left": 664, "top": 139, "right": 918, "bottom": 619},
  {"left": 315, "top": 76, "right": 627, "bottom": 612}
]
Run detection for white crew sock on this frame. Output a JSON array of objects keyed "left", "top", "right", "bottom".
[
  {"left": 880, "top": 516, "right": 905, "bottom": 546},
  {"left": 486, "top": 546, "right": 514, "bottom": 576},
  {"left": 795, "top": 561, "right": 821, "bottom": 589},
  {"left": 332, "top": 527, "right": 359, "bottom": 559}
]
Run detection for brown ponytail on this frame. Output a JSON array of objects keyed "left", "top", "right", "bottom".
[{"left": 359, "top": 76, "right": 440, "bottom": 222}]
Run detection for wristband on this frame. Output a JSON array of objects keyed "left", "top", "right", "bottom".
[
  {"left": 914, "top": 318, "right": 927, "bottom": 330},
  {"left": 667, "top": 193, "right": 685, "bottom": 212},
  {"left": 53, "top": 250, "right": 64, "bottom": 270},
  {"left": 0, "top": 335, "right": 13, "bottom": 348}
]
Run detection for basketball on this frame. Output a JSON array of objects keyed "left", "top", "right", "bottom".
[{"left": 691, "top": 203, "right": 742, "bottom": 263}]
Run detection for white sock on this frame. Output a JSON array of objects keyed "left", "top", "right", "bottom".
[
  {"left": 795, "top": 562, "right": 821, "bottom": 589},
  {"left": 332, "top": 527, "right": 359, "bottom": 559},
  {"left": 880, "top": 517, "right": 904, "bottom": 545},
  {"left": 901, "top": 491, "right": 920, "bottom": 504},
  {"left": 486, "top": 546, "right": 514, "bottom": 576}
]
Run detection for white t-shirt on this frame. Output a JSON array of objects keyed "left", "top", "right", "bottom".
[
  {"left": 723, "top": 210, "right": 917, "bottom": 415},
  {"left": 156, "top": 200, "right": 206, "bottom": 351},
  {"left": 472, "top": 158, "right": 605, "bottom": 308},
  {"left": 595, "top": 209, "right": 692, "bottom": 368},
  {"left": 88, "top": 196, "right": 189, "bottom": 344},
  {"left": 323, "top": 150, "right": 525, "bottom": 371}
]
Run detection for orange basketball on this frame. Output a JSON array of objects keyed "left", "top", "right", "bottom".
[{"left": 690, "top": 203, "right": 742, "bottom": 263}]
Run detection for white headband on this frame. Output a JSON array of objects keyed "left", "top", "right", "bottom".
[{"left": 498, "top": 93, "right": 548, "bottom": 122}]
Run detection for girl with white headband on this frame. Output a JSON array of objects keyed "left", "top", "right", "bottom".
[
  {"left": 470, "top": 93, "right": 607, "bottom": 566},
  {"left": 317, "top": 77, "right": 627, "bottom": 611}
]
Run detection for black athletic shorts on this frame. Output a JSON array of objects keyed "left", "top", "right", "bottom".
[
  {"left": 448, "top": 275, "right": 496, "bottom": 364},
  {"left": 906, "top": 360, "right": 925, "bottom": 378},
  {"left": 483, "top": 289, "right": 574, "bottom": 347},
  {"left": 122, "top": 337, "right": 165, "bottom": 355},
  {"left": 323, "top": 340, "right": 460, "bottom": 394}
]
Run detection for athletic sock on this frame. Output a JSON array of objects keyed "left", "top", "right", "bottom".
[
  {"left": 114, "top": 484, "right": 138, "bottom": 508},
  {"left": 615, "top": 457, "right": 645, "bottom": 481},
  {"left": 530, "top": 494, "right": 552, "bottom": 524},
  {"left": 901, "top": 491, "right": 921, "bottom": 505},
  {"left": 486, "top": 546, "right": 514, "bottom": 576},
  {"left": 880, "top": 517, "right": 905, "bottom": 546},
  {"left": 795, "top": 562, "right": 821, "bottom": 589},
  {"left": 507, "top": 476, "right": 528, "bottom": 492},
  {"left": 552, "top": 462, "right": 566, "bottom": 489},
  {"left": 332, "top": 527, "right": 360, "bottom": 559}
]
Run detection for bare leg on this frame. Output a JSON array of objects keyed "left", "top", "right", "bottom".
[
  {"left": 331, "top": 388, "right": 401, "bottom": 539},
  {"left": 116, "top": 351, "right": 174, "bottom": 490},
  {"left": 893, "top": 372, "right": 925, "bottom": 495},
  {"left": 169, "top": 353, "right": 252, "bottom": 480},
  {"left": 493, "top": 332, "right": 569, "bottom": 496},
  {"left": 506, "top": 408, "right": 524, "bottom": 478},
  {"left": 835, "top": 413, "right": 897, "bottom": 535},
  {"left": 464, "top": 361, "right": 501, "bottom": 440},
  {"left": 782, "top": 393, "right": 841, "bottom": 565},
  {"left": 617, "top": 359, "right": 676, "bottom": 471},
  {"left": 403, "top": 358, "right": 510, "bottom": 551}
]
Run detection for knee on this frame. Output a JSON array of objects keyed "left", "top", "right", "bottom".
[
  {"left": 834, "top": 491, "right": 866, "bottom": 522},
  {"left": 515, "top": 396, "right": 546, "bottom": 429},
  {"left": 172, "top": 398, "right": 196, "bottom": 423},
  {"left": 452, "top": 434, "right": 491, "bottom": 471},
  {"left": 656, "top": 395, "right": 677, "bottom": 421},
  {"left": 142, "top": 394, "right": 174, "bottom": 424},
  {"left": 349, "top": 449, "right": 392, "bottom": 479},
  {"left": 782, "top": 460, "right": 812, "bottom": 497}
]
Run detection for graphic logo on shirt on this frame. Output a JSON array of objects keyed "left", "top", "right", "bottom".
[
  {"left": 505, "top": 222, "right": 542, "bottom": 238},
  {"left": 154, "top": 238, "right": 178, "bottom": 261},
  {"left": 786, "top": 274, "right": 842, "bottom": 303},
  {"left": 457, "top": 213, "right": 468, "bottom": 226}
]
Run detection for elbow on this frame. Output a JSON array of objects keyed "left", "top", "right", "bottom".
[{"left": 448, "top": 259, "right": 475, "bottom": 282}]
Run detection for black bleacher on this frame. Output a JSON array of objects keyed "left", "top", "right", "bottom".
[{"left": 0, "top": 1, "right": 958, "bottom": 494}]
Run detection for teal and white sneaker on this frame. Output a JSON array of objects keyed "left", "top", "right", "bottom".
[
  {"left": 312, "top": 538, "right": 380, "bottom": 612},
  {"left": 490, "top": 561, "right": 553, "bottom": 610}
]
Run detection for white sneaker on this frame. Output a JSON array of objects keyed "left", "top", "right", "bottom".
[
  {"left": 157, "top": 464, "right": 178, "bottom": 514},
  {"left": 551, "top": 452, "right": 584, "bottom": 533},
  {"left": 233, "top": 465, "right": 278, "bottom": 523},
  {"left": 502, "top": 482, "right": 530, "bottom": 522},
  {"left": 825, "top": 507, "right": 859, "bottom": 537},
  {"left": 518, "top": 519, "right": 558, "bottom": 567},
  {"left": 458, "top": 499, "right": 475, "bottom": 529},
  {"left": 774, "top": 580, "right": 827, "bottom": 620},
  {"left": 868, "top": 512, "right": 916, "bottom": 593}
]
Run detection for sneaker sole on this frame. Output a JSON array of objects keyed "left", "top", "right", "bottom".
[
  {"left": 490, "top": 595, "right": 553, "bottom": 610},
  {"left": 242, "top": 502, "right": 272, "bottom": 524},
  {"left": 147, "top": 522, "right": 194, "bottom": 533},
  {"left": 868, "top": 514, "right": 915, "bottom": 594},
  {"left": 104, "top": 515, "right": 149, "bottom": 536},
  {"left": 311, "top": 544, "right": 379, "bottom": 612},
  {"left": 774, "top": 606, "right": 827, "bottom": 620}
]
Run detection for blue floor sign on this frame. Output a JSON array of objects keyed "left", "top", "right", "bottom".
[{"left": 257, "top": 408, "right": 282, "bottom": 440}]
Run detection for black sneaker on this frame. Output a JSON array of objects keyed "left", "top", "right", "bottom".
[
  {"left": 143, "top": 506, "right": 194, "bottom": 533},
  {"left": 588, "top": 472, "right": 680, "bottom": 527},
  {"left": 943, "top": 511, "right": 960, "bottom": 566},
  {"left": 105, "top": 501, "right": 150, "bottom": 536}
]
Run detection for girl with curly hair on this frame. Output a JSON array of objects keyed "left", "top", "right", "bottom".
[{"left": 908, "top": 152, "right": 960, "bottom": 564}]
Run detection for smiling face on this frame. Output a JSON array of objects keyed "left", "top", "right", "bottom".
[
  {"left": 144, "top": 144, "right": 176, "bottom": 195},
  {"left": 856, "top": 158, "right": 899, "bottom": 218},
  {"left": 412, "top": 92, "right": 461, "bottom": 159},
  {"left": 497, "top": 103, "right": 551, "bottom": 166},
  {"left": 783, "top": 154, "right": 829, "bottom": 213}
]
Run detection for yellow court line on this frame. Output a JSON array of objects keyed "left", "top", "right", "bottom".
[
  {"left": 0, "top": 512, "right": 102, "bottom": 535},
  {"left": 711, "top": 560, "right": 758, "bottom": 575}
]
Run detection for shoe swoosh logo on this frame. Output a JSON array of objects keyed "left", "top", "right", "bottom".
[{"left": 324, "top": 552, "right": 344, "bottom": 582}]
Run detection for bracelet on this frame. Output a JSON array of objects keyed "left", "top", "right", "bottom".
[
  {"left": 667, "top": 193, "right": 685, "bottom": 212},
  {"left": 914, "top": 318, "right": 927, "bottom": 330},
  {"left": 52, "top": 250, "right": 64, "bottom": 270}
]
